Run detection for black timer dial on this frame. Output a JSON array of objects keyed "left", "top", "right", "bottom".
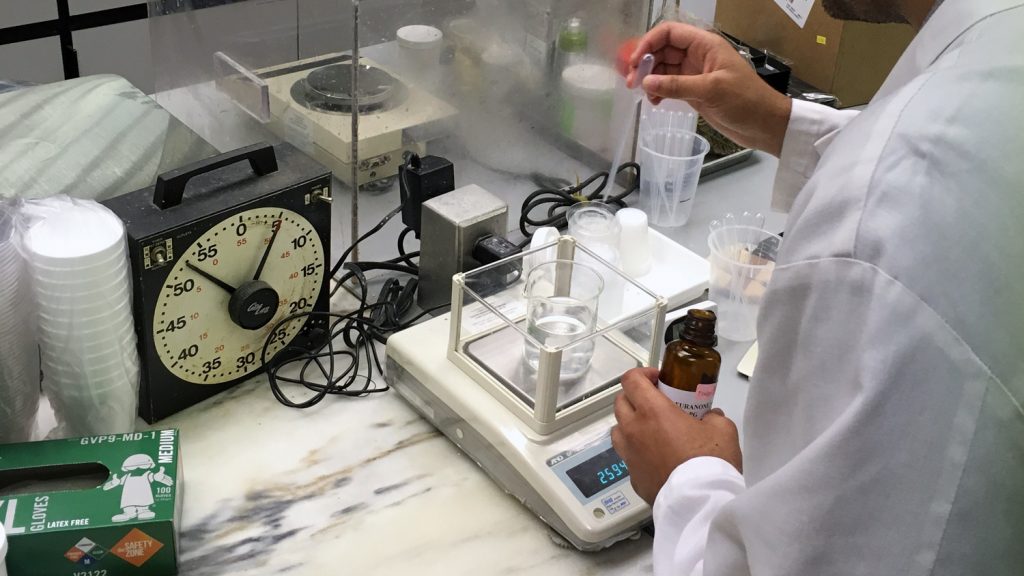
[{"left": 104, "top": 143, "right": 332, "bottom": 422}]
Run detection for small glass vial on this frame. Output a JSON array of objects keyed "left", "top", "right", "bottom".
[{"left": 658, "top": 309, "right": 721, "bottom": 419}]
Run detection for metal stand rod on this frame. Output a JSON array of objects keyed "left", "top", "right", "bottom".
[{"left": 349, "top": 0, "right": 361, "bottom": 261}]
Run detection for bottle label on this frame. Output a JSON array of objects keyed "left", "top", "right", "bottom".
[{"left": 658, "top": 381, "right": 717, "bottom": 419}]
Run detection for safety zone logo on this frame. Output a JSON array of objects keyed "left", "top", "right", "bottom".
[
  {"left": 112, "top": 528, "right": 164, "bottom": 567},
  {"left": 64, "top": 529, "right": 163, "bottom": 568}
]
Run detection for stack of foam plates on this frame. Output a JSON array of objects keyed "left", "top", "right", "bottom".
[
  {"left": 0, "top": 207, "right": 40, "bottom": 442},
  {"left": 24, "top": 201, "right": 138, "bottom": 436}
]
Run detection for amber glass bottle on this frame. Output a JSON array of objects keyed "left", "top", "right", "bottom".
[{"left": 658, "top": 309, "right": 721, "bottom": 419}]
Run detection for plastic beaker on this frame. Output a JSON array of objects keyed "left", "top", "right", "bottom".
[
  {"left": 638, "top": 129, "right": 710, "bottom": 227},
  {"left": 524, "top": 260, "right": 604, "bottom": 380},
  {"left": 707, "top": 225, "right": 782, "bottom": 341}
]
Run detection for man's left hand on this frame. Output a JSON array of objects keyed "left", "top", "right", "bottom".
[{"left": 611, "top": 368, "right": 743, "bottom": 505}]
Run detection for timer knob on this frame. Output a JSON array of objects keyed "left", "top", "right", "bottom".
[{"left": 228, "top": 280, "right": 280, "bottom": 330}]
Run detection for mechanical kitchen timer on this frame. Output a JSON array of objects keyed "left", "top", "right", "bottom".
[{"left": 103, "top": 143, "right": 331, "bottom": 422}]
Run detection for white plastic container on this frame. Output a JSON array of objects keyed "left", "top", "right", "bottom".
[
  {"left": 559, "top": 64, "right": 617, "bottom": 153},
  {"left": 616, "top": 208, "right": 652, "bottom": 277},
  {"left": 397, "top": 25, "right": 443, "bottom": 90}
]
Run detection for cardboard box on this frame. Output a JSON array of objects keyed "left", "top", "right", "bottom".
[
  {"left": 715, "top": 0, "right": 916, "bottom": 106},
  {"left": 0, "top": 430, "right": 182, "bottom": 576}
]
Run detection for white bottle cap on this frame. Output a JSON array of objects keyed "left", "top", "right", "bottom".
[
  {"left": 396, "top": 25, "right": 443, "bottom": 50},
  {"left": 524, "top": 227, "right": 560, "bottom": 277},
  {"left": 616, "top": 208, "right": 652, "bottom": 277}
]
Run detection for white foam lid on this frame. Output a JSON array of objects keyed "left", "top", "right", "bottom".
[
  {"left": 25, "top": 206, "right": 124, "bottom": 261},
  {"left": 397, "top": 25, "right": 443, "bottom": 48}
]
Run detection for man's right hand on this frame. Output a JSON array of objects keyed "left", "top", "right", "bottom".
[{"left": 627, "top": 22, "right": 793, "bottom": 157}]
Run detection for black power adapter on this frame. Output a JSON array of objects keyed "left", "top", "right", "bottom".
[
  {"left": 472, "top": 234, "right": 523, "bottom": 292},
  {"left": 399, "top": 154, "right": 455, "bottom": 238}
]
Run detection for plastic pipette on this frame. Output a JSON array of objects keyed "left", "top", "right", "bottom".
[{"left": 604, "top": 53, "right": 656, "bottom": 201}]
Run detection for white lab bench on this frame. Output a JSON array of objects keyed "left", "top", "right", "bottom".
[{"left": 151, "top": 149, "right": 783, "bottom": 575}]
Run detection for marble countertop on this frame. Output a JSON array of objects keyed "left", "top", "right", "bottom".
[{"left": 142, "top": 152, "right": 781, "bottom": 575}]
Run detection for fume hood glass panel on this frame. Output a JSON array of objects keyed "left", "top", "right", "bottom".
[{"left": 149, "top": 0, "right": 651, "bottom": 184}]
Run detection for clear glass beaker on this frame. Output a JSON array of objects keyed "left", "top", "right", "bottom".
[
  {"left": 524, "top": 260, "right": 605, "bottom": 380},
  {"left": 567, "top": 201, "right": 622, "bottom": 265}
]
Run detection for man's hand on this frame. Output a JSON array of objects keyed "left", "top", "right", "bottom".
[
  {"left": 612, "top": 368, "right": 742, "bottom": 505},
  {"left": 626, "top": 22, "right": 792, "bottom": 157}
]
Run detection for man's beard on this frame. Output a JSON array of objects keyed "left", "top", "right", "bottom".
[{"left": 821, "top": 0, "right": 909, "bottom": 24}]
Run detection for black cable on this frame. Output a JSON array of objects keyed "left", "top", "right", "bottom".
[
  {"left": 396, "top": 226, "right": 418, "bottom": 269},
  {"left": 261, "top": 296, "right": 448, "bottom": 409},
  {"left": 339, "top": 261, "right": 419, "bottom": 321},
  {"left": 261, "top": 305, "right": 388, "bottom": 409},
  {"left": 518, "top": 162, "right": 641, "bottom": 242},
  {"left": 328, "top": 156, "right": 421, "bottom": 298},
  {"left": 329, "top": 203, "right": 404, "bottom": 288}
]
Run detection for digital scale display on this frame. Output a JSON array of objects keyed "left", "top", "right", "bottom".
[{"left": 564, "top": 446, "right": 630, "bottom": 499}]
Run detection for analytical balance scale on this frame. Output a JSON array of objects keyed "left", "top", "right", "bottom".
[
  {"left": 254, "top": 53, "right": 457, "bottom": 186},
  {"left": 386, "top": 237, "right": 709, "bottom": 550}
]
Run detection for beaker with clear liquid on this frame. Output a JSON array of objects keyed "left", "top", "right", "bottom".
[{"left": 523, "top": 260, "right": 604, "bottom": 380}]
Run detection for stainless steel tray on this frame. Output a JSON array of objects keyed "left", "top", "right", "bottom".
[{"left": 701, "top": 148, "right": 755, "bottom": 177}]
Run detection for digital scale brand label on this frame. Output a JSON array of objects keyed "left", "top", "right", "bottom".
[{"left": 601, "top": 491, "right": 630, "bottom": 515}]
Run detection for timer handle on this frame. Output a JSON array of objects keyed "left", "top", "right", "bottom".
[{"left": 153, "top": 143, "right": 279, "bottom": 210}]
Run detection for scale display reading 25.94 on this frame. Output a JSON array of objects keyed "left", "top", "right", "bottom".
[
  {"left": 565, "top": 447, "right": 630, "bottom": 499},
  {"left": 154, "top": 207, "right": 324, "bottom": 384}
]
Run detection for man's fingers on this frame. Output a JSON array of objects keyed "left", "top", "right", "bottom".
[
  {"left": 620, "top": 367, "right": 669, "bottom": 411},
  {"left": 614, "top": 392, "right": 636, "bottom": 424},
  {"left": 643, "top": 73, "right": 711, "bottom": 103},
  {"left": 703, "top": 410, "right": 739, "bottom": 434},
  {"left": 611, "top": 425, "right": 625, "bottom": 455}
]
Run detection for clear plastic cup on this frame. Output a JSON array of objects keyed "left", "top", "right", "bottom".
[
  {"left": 707, "top": 225, "right": 782, "bottom": 341},
  {"left": 46, "top": 377, "right": 138, "bottom": 436},
  {"left": 638, "top": 129, "right": 710, "bottom": 227},
  {"left": 523, "top": 260, "right": 604, "bottom": 381}
]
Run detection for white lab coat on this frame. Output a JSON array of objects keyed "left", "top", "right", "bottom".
[{"left": 653, "top": 1, "right": 1024, "bottom": 574}]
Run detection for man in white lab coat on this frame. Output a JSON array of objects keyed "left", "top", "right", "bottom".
[{"left": 612, "top": 0, "right": 1024, "bottom": 574}]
